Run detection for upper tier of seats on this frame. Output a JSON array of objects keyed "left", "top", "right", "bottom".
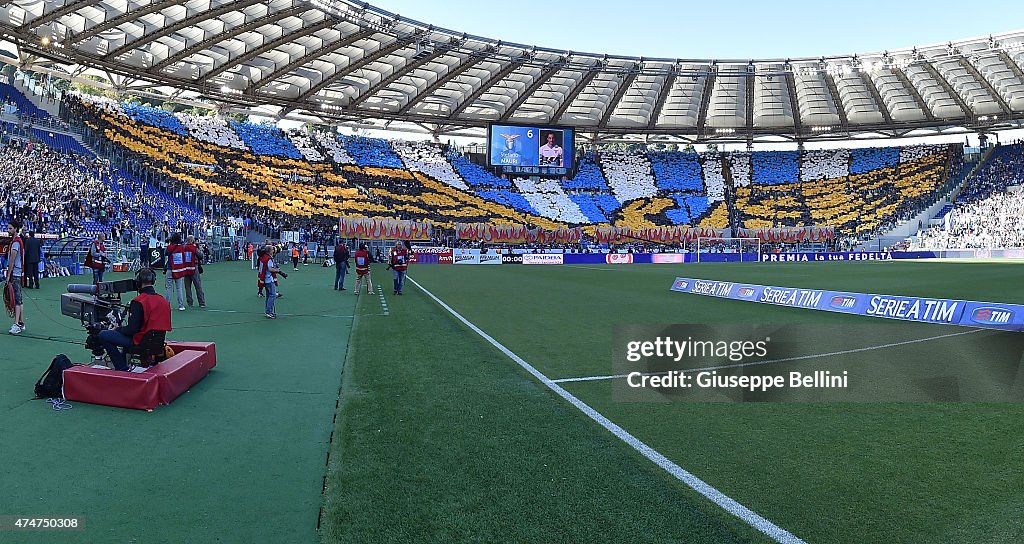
[
  {"left": 63, "top": 93, "right": 958, "bottom": 236},
  {"left": 0, "top": 82, "right": 50, "bottom": 119}
]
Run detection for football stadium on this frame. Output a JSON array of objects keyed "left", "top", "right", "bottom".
[{"left": 3, "top": 1, "right": 1024, "bottom": 542}]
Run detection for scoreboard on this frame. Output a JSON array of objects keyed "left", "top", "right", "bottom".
[{"left": 487, "top": 123, "right": 575, "bottom": 176}]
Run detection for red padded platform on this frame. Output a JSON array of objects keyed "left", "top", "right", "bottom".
[
  {"left": 63, "top": 367, "right": 160, "bottom": 410},
  {"left": 154, "top": 350, "right": 210, "bottom": 404},
  {"left": 166, "top": 341, "right": 217, "bottom": 368},
  {"left": 63, "top": 343, "right": 216, "bottom": 411}
]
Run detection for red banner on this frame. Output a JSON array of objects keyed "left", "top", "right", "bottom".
[
  {"left": 591, "top": 227, "right": 728, "bottom": 245},
  {"left": 736, "top": 226, "right": 835, "bottom": 243},
  {"left": 456, "top": 223, "right": 582, "bottom": 244},
  {"left": 338, "top": 217, "right": 433, "bottom": 240}
]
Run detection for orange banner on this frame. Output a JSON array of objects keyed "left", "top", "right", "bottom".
[
  {"left": 591, "top": 227, "right": 728, "bottom": 245},
  {"left": 338, "top": 217, "right": 434, "bottom": 240},
  {"left": 455, "top": 223, "right": 582, "bottom": 244},
  {"left": 736, "top": 226, "right": 835, "bottom": 243}
]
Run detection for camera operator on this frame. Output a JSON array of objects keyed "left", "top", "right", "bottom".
[{"left": 97, "top": 268, "right": 171, "bottom": 372}]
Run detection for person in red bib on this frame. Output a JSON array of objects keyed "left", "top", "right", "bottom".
[
  {"left": 86, "top": 232, "right": 108, "bottom": 284},
  {"left": 388, "top": 240, "right": 409, "bottom": 296},
  {"left": 353, "top": 243, "right": 372, "bottom": 296},
  {"left": 164, "top": 233, "right": 190, "bottom": 310},
  {"left": 97, "top": 268, "right": 172, "bottom": 371},
  {"left": 259, "top": 244, "right": 287, "bottom": 318}
]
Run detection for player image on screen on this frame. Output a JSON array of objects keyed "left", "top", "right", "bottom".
[{"left": 538, "top": 130, "right": 564, "bottom": 167}]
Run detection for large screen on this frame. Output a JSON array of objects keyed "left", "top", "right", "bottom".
[{"left": 487, "top": 123, "right": 574, "bottom": 176}]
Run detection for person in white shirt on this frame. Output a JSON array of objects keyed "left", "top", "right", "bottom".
[{"left": 539, "top": 132, "right": 564, "bottom": 167}]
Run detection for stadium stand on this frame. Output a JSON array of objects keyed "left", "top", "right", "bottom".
[
  {"left": 391, "top": 141, "right": 470, "bottom": 190},
  {"left": 648, "top": 151, "right": 704, "bottom": 192},
  {"left": 0, "top": 82, "right": 50, "bottom": 119},
  {"left": 314, "top": 132, "right": 355, "bottom": 165},
  {"left": 122, "top": 104, "right": 189, "bottom": 136},
  {"left": 36, "top": 91, "right": 964, "bottom": 243},
  {"left": 600, "top": 151, "right": 658, "bottom": 202},
  {"left": 850, "top": 146, "right": 899, "bottom": 174},
  {"left": 339, "top": 135, "right": 404, "bottom": 168},
  {"left": 561, "top": 153, "right": 610, "bottom": 191},
  {"left": 449, "top": 152, "right": 513, "bottom": 189},
  {"left": 751, "top": 151, "right": 800, "bottom": 185},
  {"left": 177, "top": 114, "right": 248, "bottom": 150},
  {"left": 286, "top": 130, "right": 325, "bottom": 163},
  {"left": 800, "top": 149, "right": 850, "bottom": 181},
  {"left": 512, "top": 177, "right": 589, "bottom": 223},
  {"left": 230, "top": 121, "right": 303, "bottom": 159},
  {"left": 916, "top": 143, "right": 1024, "bottom": 248}
]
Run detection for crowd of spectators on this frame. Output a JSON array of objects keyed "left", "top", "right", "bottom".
[
  {"left": 915, "top": 142, "right": 1024, "bottom": 249},
  {"left": 0, "top": 141, "right": 113, "bottom": 235}
]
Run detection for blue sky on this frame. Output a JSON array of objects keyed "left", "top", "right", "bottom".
[{"left": 373, "top": 0, "right": 1024, "bottom": 59}]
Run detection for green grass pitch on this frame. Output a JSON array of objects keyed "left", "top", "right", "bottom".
[{"left": 4, "top": 259, "right": 1024, "bottom": 543}]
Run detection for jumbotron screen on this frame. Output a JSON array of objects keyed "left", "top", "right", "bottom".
[{"left": 487, "top": 123, "right": 574, "bottom": 176}]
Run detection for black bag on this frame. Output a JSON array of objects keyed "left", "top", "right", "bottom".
[{"left": 34, "top": 354, "right": 73, "bottom": 399}]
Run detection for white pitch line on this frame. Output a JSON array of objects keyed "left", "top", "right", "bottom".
[
  {"left": 377, "top": 285, "right": 390, "bottom": 316},
  {"left": 552, "top": 328, "right": 984, "bottom": 384},
  {"left": 407, "top": 275, "right": 806, "bottom": 544}
]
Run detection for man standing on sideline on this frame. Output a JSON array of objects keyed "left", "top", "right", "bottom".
[
  {"left": 258, "top": 244, "right": 286, "bottom": 318},
  {"left": 389, "top": 240, "right": 409, "bottom": 296},
  {"left": 5, "top": 220, "right": 25, "bottom": 334},
  {"left": 183, "top": 235, "right": 206, "bottom": 308},
  {"left": 353, "top": 243, "right": 372, "bottom": 295},
  {"left": 164, "top": 234, "right": 189, "bottom": 311},
  {"left": 334, "top": 240, "right": 350, "bottom": 291},
  {"left": 291, "top": 244, "right": 300, "bottom": 271},
  {"left": 87, "top": 232, "right": 108, "bottom": 283},
  {"left": 24, "top": 231, "right": 41, "bottom": 289}
]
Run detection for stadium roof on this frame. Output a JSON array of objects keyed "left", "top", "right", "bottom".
[{"left": 4, "top": 0, "right": 1024, "bottom": 141}]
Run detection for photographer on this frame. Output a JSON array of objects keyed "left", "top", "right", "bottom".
[
  {"left": 183, "top": 235, "right": 206, "bottom": 308},
  {"left": 97, "top": 268, "right": 171, "bottom": 372},
  {"left": 86, "top": 232, "right": 108, "bottom": 284},
  {"left": 258, "top": 244, "right": 287, "bottom": 319},
  {"left": 164, "top": 234, "right": 190, "bottom": 311},
  {"left": 5, "top": 220, "right": 25, "bottom": 335},
  {"left": 388, "top": 240, "right": 409, "bottom": 296}
]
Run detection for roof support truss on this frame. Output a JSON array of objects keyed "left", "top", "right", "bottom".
[
  {"left": 921, "top": 62, "right": 972, "bottom": 119},
  {"left": 398, "top": 53, "right": 484, "bottom": 115},
  {"left": 149, "top": 5, "right": 307, "bottom": 73},
  {"left": 694, "top": 70, "right": 715, "bottom": 137},
  {"left": 783, "top": 71, "right": 803, "bottom": 135},
  {"left": 498, "top": 64, "right": 560, "bottom": 122},
  {"left": 203, "top": 16, "right": 336, "bottom": 81},
  {"left": 598, "top": 72, "right": 636, "bottom": 128},
  {"left": 347, "top": 47, "right": 449, "bottom": 108},
  {"left": 891, "top": 67, "right": 937, "bottom": 122},
  {"left": 249, "top": 28, "right": 375, "bottom": 92},
  {"left": 550, "top": 68, "right": 598, "bottom": 124},
  {"left": 295, "top": 33, "right": 420, "bottom": 104},
  {"left": 448, "top": 60, "right": 521, "bottom": 119},
  {"left": 646, "top": 71, "right": 676, "bottom": 129},
  {"left": 106, "top": 0, "right": 267, "bottom": 60},
  {"left": 957, "top": 57, "right": 1012, "bottom": 116}
]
